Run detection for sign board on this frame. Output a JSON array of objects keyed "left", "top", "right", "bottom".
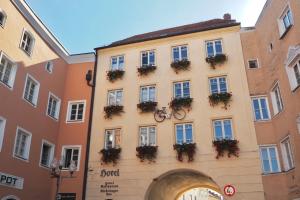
[
  {"left": 224, "top": 185, "right": 235, "bottom": 196},
  {"left": 0, "top": 171, "right": 24, "bottom": 189},
  {"left": 57, "top": 193, "right": 76, "bottom": 200}
]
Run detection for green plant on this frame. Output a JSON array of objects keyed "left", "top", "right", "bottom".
[
  {"left": 170, "top": 97, "right": 193, "bottom": 110},
  {"left": 100, "top": 148, "right": 122, "bottom": 164},
  {"left": 104, "top": 105, "right": 124, "bottom": 118},
  {"left": 137, "top": 65, "right": 157, "bottom": 76},
  {"left": 205, "top": 54, "right": 227, "bottom": 69},
  {"left": 136, "top": 145, "right": 158, "bottom": 162},
  {"left": 173, "top": 143, "right": 196, "bottom": 162},
  {"left": 107, "top": 70, "right": 125, "bottom": 82},
  {"left": 137, "top": 101, "right": 157, "bottom": 112},
  {"left": 212, "top": 139, "right": 239, "bottom": 159},
  {"left": 209, "top": 92, "right": 232, "bottom": 109},
  {"left": 170, "top": 59, "right": 191, "bottom": 73}
]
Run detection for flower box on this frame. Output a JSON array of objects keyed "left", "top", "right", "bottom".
[
  {"left": 137, "top": 101, "right": 157, "bottom": 112},
  {"left": 212, "top": 139, "right": 239, "bottom": 159},
  {"left": 170, "top": 97, "right": 193, "bottom": 110},
  {"left": 100, "top": 148, "right": 121, "bottom": 164},
  {"left": 173, "top": 143, "right": 196, "bottom": 162},
  {"left": 104, "top": 105, "right": 124, "bottom": 118},
  {"left": 137, "top": 65, "right": 157, "bottom": 76},
  {"left": 107, "top": 70, "right": 125, "bottom": 82},
  {"left": 170, "top": 59, "right": 191, "bottom": 73},
  {"left": 136, "top": 145, "right": 158, "bottom": 162},
  {"left": 209, "top": 92, "right": 232, "bottom": 109},
  {"left": 205, "top": 54, "right": 227, "bottom": 69}
]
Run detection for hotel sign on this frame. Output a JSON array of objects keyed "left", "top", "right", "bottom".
[{"left": 0, "top": 172, "right": 24, "bottom": 189}]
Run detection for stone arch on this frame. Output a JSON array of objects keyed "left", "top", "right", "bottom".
[{"left": 145, "top": 168, "right": 222, "bottom": 200}]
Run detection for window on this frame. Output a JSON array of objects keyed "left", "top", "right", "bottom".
[
  {"left": 175, "top": 123, "right": 193, "bottom": 144},
  {"left": 278, "top": 7, "right": 293, "bottom": 37},
  {"left": 0, "top": 116, "right": 6, "bottom": 152},
  {"left": 111, "top": 55, "right": 124, "bottom": 70},
  {"left": 206, "top": 40, "right": 223, "bottom": 57},
  {"left": 172, "top": 45, "right": 188, "bottom": 61},
  {"left": 45, "top": 61, "right": 53, "bottom": 73},
  {"left": 107, "top": 89, "right": 123, "bottom": 105},
  {"left": 293, "top": 61, "right": 300, "bottom": 86},
  {"left": 62, "top": 146, "right": 80, "bottom": 170},
  {"left": 0, "top": 52, "right": 17, "bottom": 88},
  {"left": 20, "top": 30, "right": 35, "bottom": 55},
  {"left": 174, "top": 81, "right": 190, "bottom": 98},
  {"left": 286, "top": 58, "right": 300, "bottom": 91},
  {"left": 213, "top": 119, "right": 233, "bottom": 140},
  {"left": 251, "top": 97, "right": 270, "bottom": 121},
  {"left": 270, "top": 83, "right": 284, "bottom": 115},
  {"left": 40, "top": 140, "right": 55, "bottom": 168},
  {"left": 13, "top": 127, "right": 32, "bottom": 160},
  {"left": 140, "top": 85, "right": 155, "bottom": 102},
  {"left": 66, "top": 101, "right": 85, "bottom": 122},
  {"left": 281, "top": 137, "right": 294, "bottom": 171},
  {"left": 139, "top": 126, "right": 156, "bottom": 146},
  {"left": 141, "top": 50, "right": 155, "bottom": 66},
  {"left": 23, "top": 74, "right": 40, "bottom": 106},
  {"left": 209, "top": 77, "right": 227, "bottom": 94},
  {"left": 0, "top": 9, "right": 7, "bottom": 28},
  {"left": 105, "top": 129, "right": 121, "bottom": 149},
  {"left": 260, "top": 146, "right": 281, "bottom": 174},
  {"left": 297, "top": 116, "right": 300, "bottom": 134},
  {"left": 248, "top": 59, "right": 259, "bottom": 69},
  {"left": 47, "top": 93, "right": 61, "bottom": 120}
]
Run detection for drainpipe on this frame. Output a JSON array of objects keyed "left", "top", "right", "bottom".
[{"left": 82, "top": 50, "right": 98, "bottom": 200}]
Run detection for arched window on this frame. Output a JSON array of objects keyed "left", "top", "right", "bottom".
[
  {"left": 1, "top": 195, "right": 20, "bottom": 200},
  {"left": 0, "top": 8, "right": 7, "bottom": 27}
]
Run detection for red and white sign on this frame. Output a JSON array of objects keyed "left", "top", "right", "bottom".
[{"left": 224, "top": 184, "right": 235, "bottom": 196}]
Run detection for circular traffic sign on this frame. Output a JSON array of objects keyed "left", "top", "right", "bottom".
[{"left": 224, "top": 184, "right": 235, "bottom": 196}]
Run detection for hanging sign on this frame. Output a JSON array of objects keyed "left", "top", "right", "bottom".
[{"left": 224, "top": 184, "right": 235, "bottom": 196}]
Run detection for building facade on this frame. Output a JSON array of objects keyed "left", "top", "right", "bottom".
[
  {"left": 0, "top": 0, "right": 94, "bottom": 200},
  {"left": 241, "top": 0, "right": 300, "bottom": 199},
  {"left": 86, "top": 17, "right": 265, "bottom": 200}
]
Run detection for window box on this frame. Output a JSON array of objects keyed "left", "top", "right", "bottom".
[
  {"left": 107, "top": 70, "right": 125, "bottom": 82},
  {"left": 212, "top": 139, "right": 239, "bottom": 159},
  {"left": 136, "top": 145, "right": 158, "bottom": 162},
  {"left": 173, "top": 143, "right": 196, "bottom": 162},
  {"left": 137, "top": 65, "right": 157, "bottom": 76},
  {"left": 170, "top": 59, "right": 191, "bottom": 73},
  {"left": 137, "top": 101, "right": 157, "bottom": 112},
  {"left": 170, "top": 97, "right": 193, "bottom": 110},
  {"left": 104, "top": 105, "right": 124, "bottom": 119},
  {"left": 205, "top": 54, "right": 227, "bottom": 69},
  {"left": 209, "top": 92, "right": 232, "bottom": 109},
  {"left": 100, "top": 148, "right": 121, "bottom": 165}
]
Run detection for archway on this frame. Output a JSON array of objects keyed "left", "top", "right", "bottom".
[{"left": 145, "top": 169, "right": 222, "bottom": 200}]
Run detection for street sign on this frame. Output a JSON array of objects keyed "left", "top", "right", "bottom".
[{"left": 224, "top": 185, "right": 235, "bottom": 196}]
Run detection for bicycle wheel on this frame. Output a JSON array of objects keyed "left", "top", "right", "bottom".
[
  {"left": 154, "top": 110, "right": 165, "bottom": 122},
  {"left": 173, "top": 109, "right": 186, "bottom": 120}
]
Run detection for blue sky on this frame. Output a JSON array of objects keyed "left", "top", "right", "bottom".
[{"left": 26, "top": 0, "right": 266, "bottom": 54}]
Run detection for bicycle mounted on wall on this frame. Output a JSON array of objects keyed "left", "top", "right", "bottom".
[{"left": 154, "top": 106, "right": 186, "bottom": 122}]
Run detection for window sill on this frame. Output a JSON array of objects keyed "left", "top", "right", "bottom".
[
  {"left": 0, "top": 80, "right": 13, "bottom": 91},
  {"left": 19, "top": 47, "right": 33, "bottom": 58},
  {"left": 262, "top": 171, "right": 282, "bottom": 176},
  {"left": 254, "top": 119, "right": 271, "bottom": 123},
  {"left": 39, "top": 164, "right": 51, "bottom": 170},
  {"left": 13, "top": 155, "right": 29, "bottom": 163},
  {"left": 23, "top": 97, "right": 37, "bottom": 108},
  {"left": 272, "top": 109, "right": 284, "bottom": 120},
  {"left": 292, "top": 84, "right": 300, "bottom": 93},
  {"left": 279, "top": 25, "right": 292, "bottom": 40},
  {"left": 47, "top": 114, "right": 59, "bottom": 122},
  {"left": 66, "top": 120, "right": 84, "bottom": 124}
]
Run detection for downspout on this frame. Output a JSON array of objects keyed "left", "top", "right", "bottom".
[{"left": 82, "top": 50, "right": 98, "bottom": 200}]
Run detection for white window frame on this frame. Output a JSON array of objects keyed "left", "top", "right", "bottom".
[
  {"left": 297, "top": 115, "right": 300, "bottom": 134},
  {"left": 45, "top": 61, "right": 53, "bottom": 74},
  {"left": 110, "top": 55, "right": 124, "bottom": 70},
  {"left": 19, "top": 29, "right": 35, "bottom": 56},
  {"left": 175, "top": 123, "right": 193, "bottom": 144},
  {"left": 259, "top": 145, "right": 281, "bottom": 174},
  {"left": 0, "top": 116, "right": 6, "bottom": 152},
  {"left": 205, "top": 39, "right": 223, "bottom": 57},
  {"left": 251, "top": 96, "right": 271, "bottom": 121},
  {"left": 1, "top": 195, "right": 20, "bottom": 200},
  {"left": 139, "top": 126, "right": 156, "bottom": 146},
  {"left": 66, "top": 100, "right": 86, "bottom": 123},
  {"left": 278, "top": 5, "right": 293, "bottom": 37},
  {"left": 22, "top": 74, "right": 40, "bottom": 107},
  {"left": 209, "top": 76, "right": 228, "bottom": 94},
  {"left": 172, "top": 45, "right": 188, "bottom": 61},
  {"left": 61, "top": 145, "right": 81, "bottom": 171},
  {"left": 0, "top": 8, "right": 7, "bottom": 28},
  {"left": 39, "top": 139, "right": 55, "bottom": 169},
  {"left": 280, "top": 136, "right": 294, "bottom": 171},
  {"left": 46, "top": 92, "right": 61, "bottom": 120},
  {"left": 213, "top": 119, "right": 234, "bottom": 140},
  {"left": 104, "top": 129, "right": 121, "bottom": 149},
  {"left": 107, "top": 89, "right": 123, "bottom": 106},
  {"left": 247, "top": 58, "right": 260, "bottom": 69},
  {"left": 140, "top": 85, "right": 156, "bottom": 102},
  {"left": 141, "top": 50, "right": 155, "bottom": 66},
  {"left": 0, "top": 51, "right": 17, "bottom": 89},
  {"left": 173, "top": 81, "right": 190, "bottom": 98},
  {"left": 13, "top": 127, "right": 32, "bottom": 162},
  {"left": 270, "top": 82, "right": 284, "bottom": 115}
]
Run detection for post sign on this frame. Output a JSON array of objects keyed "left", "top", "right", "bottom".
[
  {"left": 224, "top": 184, "right": 235, "bottom": 196},
  {"left": 0, "top": 172, "right": 24, "bottom": 189}
]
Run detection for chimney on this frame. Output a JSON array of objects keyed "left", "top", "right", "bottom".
[{"left": 223, "top": 13, "right": 231, "bottom": 20}]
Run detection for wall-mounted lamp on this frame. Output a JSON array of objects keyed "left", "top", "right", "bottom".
[{"left": 86, "top": 70, "right": 94, "bottom": 87}]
